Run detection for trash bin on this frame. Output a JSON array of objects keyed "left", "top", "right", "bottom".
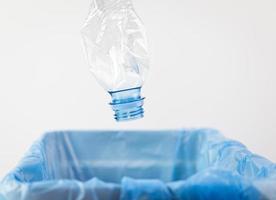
[{"left": 1, "top": 129, "right": 276, "bottom": 200}]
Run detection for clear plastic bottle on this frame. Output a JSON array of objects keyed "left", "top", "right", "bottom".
[{"left": 81, "top": 0, "right": 149, "bottom": 121}]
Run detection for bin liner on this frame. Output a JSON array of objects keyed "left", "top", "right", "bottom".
[{"left": 1, "top": 129, "right": 276, "bottom": 200}]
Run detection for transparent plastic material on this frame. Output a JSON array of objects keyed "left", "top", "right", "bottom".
[
  {"left": 81, "top": 0, "right": 149, "bottom": 121},
  {"left": 1, "top": 129, "right": 276, "bottom": 200},
  {"left": 109, "top": 87, "right": 144, "bottom": 121}
]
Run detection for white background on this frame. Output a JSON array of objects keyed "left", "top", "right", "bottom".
[{"left": 0, "top": 0, "right": 276, "bottom": 178}]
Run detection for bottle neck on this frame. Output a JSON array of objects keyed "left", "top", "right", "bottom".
[{"left": 109, "top": 87, "right": 145, "bottom": 121}]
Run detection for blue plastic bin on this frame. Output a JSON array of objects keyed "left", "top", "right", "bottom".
[{"left": 1, "top": 129, "right": 276, "bottom": 200}]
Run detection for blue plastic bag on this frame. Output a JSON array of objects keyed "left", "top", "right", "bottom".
[{"left": 1, "top": 129, "right": 276, "bottom": 200}]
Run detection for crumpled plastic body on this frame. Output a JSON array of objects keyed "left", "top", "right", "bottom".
[
  {"left": 81, "top": 0, "right": 149, "bottom": 91},
  {"left": 1, "top": 129, "right": 276, "bottom": 200}
]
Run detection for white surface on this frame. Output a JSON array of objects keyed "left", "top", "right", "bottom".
[{"left": 0, "top": 0, "right": 276, "bottom": 178}]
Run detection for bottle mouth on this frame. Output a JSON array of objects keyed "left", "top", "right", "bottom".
[{"left": 109, "top": 87, "right": 145, "bottom": 121}]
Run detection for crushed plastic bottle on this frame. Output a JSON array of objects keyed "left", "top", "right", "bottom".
[{"left": 81, "top": 0, "right": 149, "bottom": 121}]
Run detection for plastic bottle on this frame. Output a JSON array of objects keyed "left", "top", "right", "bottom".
[{"left": 81, "top": 0, "right": 149, "bottom": 121}]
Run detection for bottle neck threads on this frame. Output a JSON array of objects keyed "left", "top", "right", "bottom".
[{"left": 109, "top": 87, "right": 144, "bottom": 121}]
